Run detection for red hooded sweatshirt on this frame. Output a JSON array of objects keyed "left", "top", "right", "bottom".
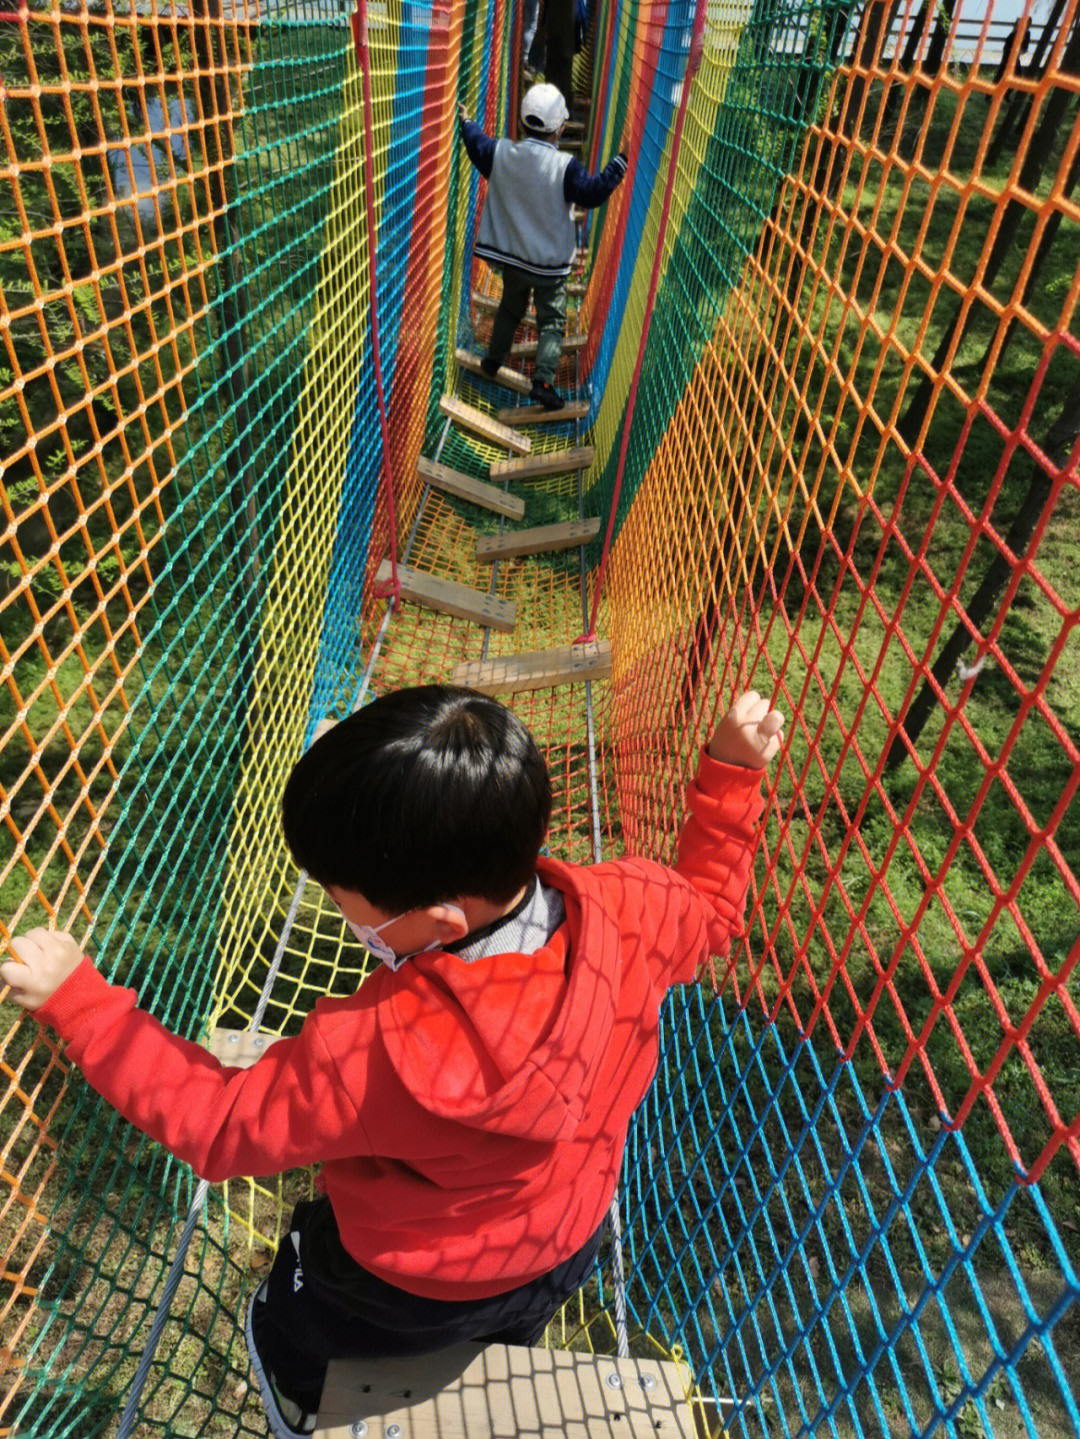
[{"left": 36, "top": 751, "right": 763, "bottom": 1300}]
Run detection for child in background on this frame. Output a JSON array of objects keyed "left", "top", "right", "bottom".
[
  {"left": 459, "top": 83, "right": 628, "bottom": 410},
  {"left": 2, "top": 685, "right": 783, "bottom": 1439}
]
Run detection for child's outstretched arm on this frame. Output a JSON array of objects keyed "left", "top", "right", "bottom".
[
  {"left": 1, "top": 929, "right": 373, "bottom": 1182},
  {"left": 706, "top": 689, "right": 785, "bottom": 770},
  {"left": 1, "top": 927, "right": 83, "bottom": 1009},
  {"left": 562, "top": 144, "right": 628, "bottom": 209},
  {"left": 457, "top": 102, "right": 496, "bottom": 178},
  {"left": 670, "top": 690, "right": 785, "bottom": 983}
]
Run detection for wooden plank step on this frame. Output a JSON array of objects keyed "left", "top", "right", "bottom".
[
  {"left": 474, "top": 287, "right": 586, "bottom": 313},
  {"left": 455, "top": 347, "right": 531, "bottom": 396},
  {"left": 376, "top": 560, "right": 516, "bottom": 633},
  {"left": 207, "top": 1027, "right": 285, "bottom": 1068},
  {"left": 453, "top": 640, "right": 612, "bottom": 695},
  {"left": 490, "top": 446, "right": 595, "bottom": 480},
  {"left": 475, "top": 517, "right": 600, "bottom": 562},
  {"left": 509, "top": 333, "right": 587, "bottom": 357},
  {"left": 439, "top": 395, "right": 532, "bottom": 455},
  {"left": 315, "top": 1342, "right": 695, "bottom": 1439},
  {"left": 473, "top": 306, "right": 587, "bottom": 350},
  {"left": 417, "top": 456, "right": 525, "bottom": 521},
  {"left": 497, "top": 400, "right": 590, "bottom": 426},
  {"left": 472, "top": 290, "right": 521, "bottom": 318}
]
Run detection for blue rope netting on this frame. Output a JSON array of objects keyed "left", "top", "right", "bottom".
[{"left": 623, "top": 990, "right": 1080, "bottom": 1437}]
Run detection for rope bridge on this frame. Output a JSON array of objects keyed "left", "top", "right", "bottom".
[{"left": 2, "top": 0, "right": 1079, "bottom": 1434}]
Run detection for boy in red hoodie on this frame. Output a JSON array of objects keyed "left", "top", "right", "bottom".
[{"left": 2, "top": 684, "right": 783, "bottom": 1438}]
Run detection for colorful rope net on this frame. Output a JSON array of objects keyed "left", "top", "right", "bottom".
[{"left": 1, "top": 0, "right": 1079, "bottom": 1435}]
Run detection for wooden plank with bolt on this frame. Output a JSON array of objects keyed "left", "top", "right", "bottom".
[
  {"left": 207, "top": 1028, "right": 286, "bottom": 1068},
  {"left": 475, "top": 518, "right": 600, "bottom": 562},
  {"left": 497, "top": 400, "right": 590, "bottom": 426},
  {"left": 452, "top": 640, "right": 612, "bottom": 696},
  {"left": 376, "top": 561, "right": 516, "bottom": 633},
  {"left": 489, "top": 447, "right": 595, "bottom": 481},
  {"left": 475, "top": 284, "right": 586, "bottom": 306},
  {"left": 417, "top": 456, "right": 525, "bottom": 521},
  {"left": 439, "top": 395, "right": 532, "bottom": 454},
  {"left": 509, "top": 333, "right": 587, "bottom": 357},
  {"left": 472, "top": 291, "right": 530, "bottom": 319},
  {"left": 314, "top": 1341, "right": 697, "bottom": 1438},
  {"left": 454, "top": 347, "right": 531, "bottom": 396}
]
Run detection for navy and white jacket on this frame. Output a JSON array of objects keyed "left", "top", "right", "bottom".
[{"left": 460, "top": 118, "right": 628, "bottom": 280}]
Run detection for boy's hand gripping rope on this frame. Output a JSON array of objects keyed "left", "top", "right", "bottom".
[
  {"left": 352, "top": 0, "right": 401, "bottom": 608},
  {"left": 576, "top": 0, "right": 708, "bottom": 646}
]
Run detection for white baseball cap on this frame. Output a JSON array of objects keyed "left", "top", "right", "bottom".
[{"left": 521, "top": 83, "right": 569, "bottom": 134}]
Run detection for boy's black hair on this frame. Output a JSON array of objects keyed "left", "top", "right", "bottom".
[{"left": 282, "top": 686, "right": 552, "bottom": 912}]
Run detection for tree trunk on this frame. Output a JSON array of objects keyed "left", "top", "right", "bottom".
[
  {"left": 971, "top": 137, "right": 1080, "bottom": 382},
  {"left": 990, "top": 16, "right": 1031, "bottom": 90},
  {"left": 897, "top": 15, "right": 1080, "bottom": 447},
  {"left": 885, "top": 375, "right": 1080, "bottom": 769},
  {"left": 923, "top": 0, "right": 955, "bottom": 75},
  {"left": 900, "top": 0, "right": 933, "bottom": 70},
  {"left": 881, "top": 0, "right": 933, "bottom": 131},
  {"left": 987, "top": 0, "right": 1069, "bottom": 165}
]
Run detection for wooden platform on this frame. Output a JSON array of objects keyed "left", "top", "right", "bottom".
[
  {"left": 490, "top": 446, "right": 595, "bottom": 481},
  {"left": 497, "top": 400, "right": 590, "bottom": 426},
  {"left": 509, "top": 333, "right": 587, "bottom": 357},
  {"left": 472, "top": 291, "right": 532, "bottom": 319},
  {"left": 474, "top": 284, "right": 585, "bottom": 311},
  {"left": 453, "top": 640, "right": 612, "bottom": 696},
  {"left": 440, "top": 395, "right": 532, "bottom": 455},
  {"left": 376, "top": 560, "right": 516, "bottom": 633},
  {"left": 206, "top": 1027, "right": 285, "bottom": 1068},
  {"left": 475, "top": 518, "right": 600, "bottom": 563},
  {"left": 418, "top": 456, "right": 525, "bottom": 521},
  {"left": 455, "top": 347, "right": 531, "bottom": 396},
  {"left": 314, "top": 1342, "right": 696, "bottom": 1439}
]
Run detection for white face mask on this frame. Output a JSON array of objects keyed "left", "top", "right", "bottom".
[{"left": 344, "top": 906, "right": 467, "bottom": 971}]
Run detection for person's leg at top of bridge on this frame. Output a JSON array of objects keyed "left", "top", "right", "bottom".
[
  {"left": 3, "top": 688, "right": 783, "bottom": 1439},
  {"left": 459, "top": 83, "right": 629, "bottom": 410},
  {"left": 521, "top": 0, "right": 542, "bottom": 80}
]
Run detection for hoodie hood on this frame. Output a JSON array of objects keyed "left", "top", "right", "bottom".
[{"left": 378, "top": 859, "right": 619, "bottom": 1142}]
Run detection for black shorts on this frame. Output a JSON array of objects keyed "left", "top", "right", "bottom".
[{"left": 250, "top": 1196, "right": 608, "bottom": 1413}]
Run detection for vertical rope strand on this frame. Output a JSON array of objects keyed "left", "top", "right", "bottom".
[
  {"left": 577, "top": 0, "right": 708, "bottom": 643},
  {"left": 353, "top": 0, "right": 400, "bottom": 607}
]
